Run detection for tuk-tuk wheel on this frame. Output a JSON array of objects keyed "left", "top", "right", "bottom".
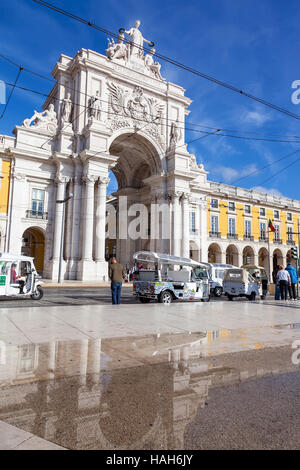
[
  {"left": 159, "top": 291, "right": 172, "bottom": 304},
  {"left": 214, "top": 286, "right": 223, "bottom": 297},
  {"left": 31, "top": 286, "right": 44, "bottom": 300},
  {"left": 139, "top": 297, "right": 151, "bottom": 303}
]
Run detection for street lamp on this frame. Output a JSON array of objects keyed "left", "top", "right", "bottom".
[{"left": 56, "top": 192, "right": 73, "bottom": 283}]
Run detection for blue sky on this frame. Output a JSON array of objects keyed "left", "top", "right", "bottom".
[{"left": 1, "top": 0, "right": 300, "bottom": 198}]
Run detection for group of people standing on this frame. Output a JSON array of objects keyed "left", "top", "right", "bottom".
[{"left": 273, "top": 263, "right": 299, "bottom": 301}]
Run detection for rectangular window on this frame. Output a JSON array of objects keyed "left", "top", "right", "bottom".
[
  {"left": 287, "top": 212, "right": 292, "bottom": 221},
  {"left": 260, "top": 208, "right": 266, "bottom": 217},
  {"left": 228, "top": 217, "right": 236, "bottom": 235},
  {"left": 274, "top": 210, "right": 280, "bottom": 219},
  {"left": 287, "top": 226, "right": 293, "bottom": 242},
  {"left": 245, "top": 220, "right": 251, "bottom": 237},
  {"left": 260, "top": 222, "right": 266, "bottom": 239},
  {"left": 244, "top": 205, "right": 251, "bottom": 214},
  {"left": 274, "top": 224, "right": 280, "bottom": 241},
  {"left": 190, "top": 211, "right": 196, "bottom": 233},
  {"left": 211, "top": 199, "right": 218, "bottom": 209},
  {"left": 32, "top": 189, "right": 45, "bottom": 216},
  {"left": 228, "top": 202, "right": 235, "bottom": 211},
  {"left": 211, "top": 215, "right": 219, "bottom": 234}
]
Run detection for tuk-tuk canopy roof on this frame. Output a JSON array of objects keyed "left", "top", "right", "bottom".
[
  {"left": 133, "top": 251, "right": 203, "bottom": 268},
  {"left": 241, "top": 264, "right": 265, "bottom": 271},
  {"left": 0, "top": 252, "right": 34, "bottom": 262}
]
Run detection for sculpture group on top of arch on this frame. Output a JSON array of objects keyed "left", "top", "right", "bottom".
[{"left": 105, "top": 20, "right": 165, "bottom": 81}]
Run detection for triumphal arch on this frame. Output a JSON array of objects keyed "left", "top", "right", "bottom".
[{"left": 7, "top": 20, "right": 208, "bottom": 280}]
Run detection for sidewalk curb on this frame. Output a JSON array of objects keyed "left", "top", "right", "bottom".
[{"left": 42, "top": 282, "right": 133, "bottom": 289}]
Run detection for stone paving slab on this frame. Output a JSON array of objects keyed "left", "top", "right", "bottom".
[{"left": 0, "top": 420, "right": 65, "bottom": 450}]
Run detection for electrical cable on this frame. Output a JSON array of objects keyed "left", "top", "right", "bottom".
[
  {"left": 30, "top": 0, "right": 300, "bottom": 121},
  {"left": 0, "top": 67, "right": 23, "bottom": 119}
]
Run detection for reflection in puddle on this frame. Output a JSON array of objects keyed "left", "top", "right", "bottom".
[{"left": 0, "top": 334, "right": 298, "bottom": 450}]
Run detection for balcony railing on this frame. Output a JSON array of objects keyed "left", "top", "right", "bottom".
[
  {"left": 259, "top": 235, "right": 268, "bottom": 242},
  {"left": 26, "top": 210, "right": 48, "bottom": 220},
  {"left": 287, "top": 239, "right": 295, "bottom": 245},
  {"left": 209, "top": 231, "right": 221, "bottom": 238},
  {"left": 227, "top": 233, "right": 238, "bottom": 239},
  {"left": 244, "top": 235, "right": 254, "bottom": 241},
  {"left": 274, "top": 238, "right": 282, "bottom": 244}
]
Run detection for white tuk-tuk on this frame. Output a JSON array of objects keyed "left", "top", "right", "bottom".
[
  {"left": 223, "top": 268, "right": 259, "bottom": 301},
  {"left": 202, "top": 263, "right": 234, "bottom": 297},
  {"left": 0, "top": 253, "right": 44, "bottom": 300},
  {"left": 241, "top": 264, "right": 269, "bottom": 299},
  {"left": 132, "top": 251, "right": 210, "bottom": 304}
]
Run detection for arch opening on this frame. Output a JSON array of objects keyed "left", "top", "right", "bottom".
[
  {"left": 208, "top": 243, "right": 222, "bottom": 263},
  {"left": 226, "top": 244, "right": 239, "bottom": 266},
  {"left": 22, "top": 227, "right": 45, "bottom": 275},
  {"left": 243, "top": 246, "right": 255, "bottom": 265}
]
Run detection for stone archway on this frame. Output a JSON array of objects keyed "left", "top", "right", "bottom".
[
  {"left": 208, "top": 243, "right": 222, "bottom": 263},
  {"left": 108, "top": 131, "right": 164, "bottom": 265},
  {"left": 273, "top": 248, "right": 283, "bottom": 270},
  {"left": 258, "top": 247, "right": 270, "bottom": 275},
  {"left": 22, "top": 227, "right": 45, "bottom": 275},
  {"left": 226, "top": 244, "right": 239, "bottom": 266},
  {"left": 243, "top": 246, "right": 255, "bottom": 265}
]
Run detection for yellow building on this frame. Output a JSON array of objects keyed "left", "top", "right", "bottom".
[
  {"left": 0, "top": 154, "right": 11, "bottom": 251},
  {"left": 203, "top": 182, "right": 300, "bottom": 278}
]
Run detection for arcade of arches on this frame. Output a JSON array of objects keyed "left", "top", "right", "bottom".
[{"left": 207, "top": 242, "right": 295, "bottom": 276}]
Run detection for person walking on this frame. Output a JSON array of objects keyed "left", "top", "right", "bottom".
[
  {"left": 109, "top": 257, "right": 126, "bottom": 305},
  {"left": 285, "top": 263, "right": 298, "bottom": 300},
  {"left": 276, "top": 265, "right": 291, "bottom": 301}
]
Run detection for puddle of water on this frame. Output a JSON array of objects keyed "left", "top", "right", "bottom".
[
  {"left": 273, "top": 323, "right": 300, "bottom": 330},
  {"left": 0, "top": 337, "right": 298, "bottom": 449}
]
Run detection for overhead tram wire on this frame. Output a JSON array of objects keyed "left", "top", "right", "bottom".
[
  {"left": 3, "top": 80, "right": 300, "bottom": 145},
  {"left": 252, "top": 156, "right": 300, "bottom": 190},
  {"left": 231, "top": 148, "right": 300, "bottom": 185},
  {"left": 1, "top": 54, "right": 300, "bottom": 140},
  {"left": 30, "top": 0, "right": 300, "bottom": 122},
  {"left": 0, "top": 67, "right": 23, "bottom": 120}
]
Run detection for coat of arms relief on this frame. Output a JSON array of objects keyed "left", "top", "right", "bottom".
[{"left": 107, "top": 81, "right": 165, "bottom": 145}]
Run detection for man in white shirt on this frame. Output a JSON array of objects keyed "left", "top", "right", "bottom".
[{"left": 276, "top": 265, "right": 291, "bottom": 301}]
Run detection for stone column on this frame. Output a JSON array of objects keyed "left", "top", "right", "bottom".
[
  {"left": 52, "top": 177, "right": 66, "bottom": 260},
  {"left": 65, "top": 178, "right": 74, "bottom": 261},
  {"left": 150, "top": 193, "right": 158, "bottom": 252},
  {"left": 181, "top": 193, "right": 190, "bottom": 258},
  {"left": 172, "top": 192, "right": 182, "bottom": 257},
  {"left": 95, "top": 177, "right": 109, "bottom": 261},
  {"left": 71, "top": 177, "right": 82, "bottom": 261},
  {"left": 81, "top": 175, "right": 96, "bottom": 260}
]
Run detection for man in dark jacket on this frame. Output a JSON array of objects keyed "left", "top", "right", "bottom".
[
  {"left": 109, "top": 257, "right": 126, "bottom": 304},
  {"left": 286, "top": 263, "right": 298, "bottom": 300}
]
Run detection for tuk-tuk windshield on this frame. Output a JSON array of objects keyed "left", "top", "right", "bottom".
[
  {"left": 193, "top": 267, "right": 208, "bottom": 279},
  {"left": 0, "top": 261, "right": 9, "bottom": 275}
]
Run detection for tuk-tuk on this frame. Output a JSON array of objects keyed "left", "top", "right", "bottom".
[
  {"left": 202, "top": 262, "right": 234, "bottom": 297},
  {"left": 241, "top": 264, "right": 269, "bottom": 299},
  {"left": 132, "top": 251, "right": 210, "bottom": 304},
  {"left": 0, "top": 253, "right": 44, "bottom": 300},
  {"left": 223, "top": 268, "right": 259, "bottom": 301}
]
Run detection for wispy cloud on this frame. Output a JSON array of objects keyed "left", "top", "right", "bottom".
[
  {"left": 254, "top": 186, "right": 283, "bottom": 197},
  {"left": 212, "top": 163, "right": 258, "bottom": 183}
]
